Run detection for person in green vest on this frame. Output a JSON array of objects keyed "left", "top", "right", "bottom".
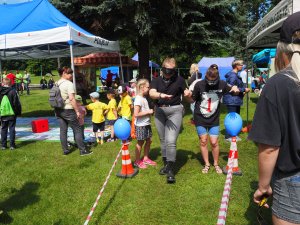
[
  {"left": 0, "top": 77, "right": 22, "bottom": 150},
  {"left": 15, "top": 70, "right": 24, "bottom": 95}
]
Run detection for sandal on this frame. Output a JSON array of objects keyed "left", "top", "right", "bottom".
[
  {"left": 214, "top": 165, "right": 223, "bottom": 174},
  {"left": 202, "top": 164, "right": 210, "bottom": 173}
]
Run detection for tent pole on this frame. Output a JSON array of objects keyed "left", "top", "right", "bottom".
[
  {"left": 118, "top": 53, "right": 124, "bottom": 83},
  {"left": 69, "top": 40, "right": 76, "bottom": 93},
  {"left": 246, "top": 49, "right": 249, "bottom": 129}
]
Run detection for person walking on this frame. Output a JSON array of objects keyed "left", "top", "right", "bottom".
[
  {"left": 149, "top": 57, "right": 192, "bottom": 184},
  {"left": 0, "top": 78, "right": 22, "bottom": 150},
  {"left": 187, "top": 64, "right": 239, "bottom": 174},
  {"left": 55, "top": 67, "right": 92, "bottom": 156},
  {"left": 249, "top": 12, "right": 300, "bottom": 225},
  {"left": 223, "top": 59, "right": 250, "bottom": 141}
]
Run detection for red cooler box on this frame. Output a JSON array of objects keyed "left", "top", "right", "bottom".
[{"left": 31, "top": 119, "right": 49, "bottom": 133}]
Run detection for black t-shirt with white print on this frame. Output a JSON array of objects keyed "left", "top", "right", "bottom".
[
  {"left": 192, "top": 80, "right": 231, "bottom": 127},
  {"left": 150, "top": 74, "right": 187, "bottom": 106},
  {"left": 248, "top": 67, "right": 300, "bottom": 173}
]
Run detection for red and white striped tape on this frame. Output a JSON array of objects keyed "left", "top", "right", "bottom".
[
  {"left": 216, "top": 142, "right": 236, "bottom": 225},
  {"left": 83, "top": 147, "right": 123, "bottom": 225}
]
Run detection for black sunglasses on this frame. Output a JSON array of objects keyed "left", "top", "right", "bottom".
[{"left": 162, "top": 67, "right": 176, "bottom": 75}]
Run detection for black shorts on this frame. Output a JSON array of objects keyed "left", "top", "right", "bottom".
[
  {"left": 93, "top": 122, "right": 105, "bottom": 132},
  {"left": 107, "top": 120, "right": 116, "bottom": 126}
]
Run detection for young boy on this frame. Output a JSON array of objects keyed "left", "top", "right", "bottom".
[
  {"left": 117, "top": 84, "right": 133, "bottom": 121},
  {"left": 106, "top": 90, "right": 118, "bottom": 142},
  {"left": 86, "top": 92, "right": 108, "bottom": 144},
  {"left": 0, "top": 78, "right": 22, "bottom": 150}
]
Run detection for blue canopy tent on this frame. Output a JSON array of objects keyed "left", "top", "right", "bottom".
[
  {"left": 198, "top": 57, "right": 234, "bottom": 80},
  {"left": 252, "top": 48, "right": 276, "bottom": 66},
  {"left": 132, "top": 53, "right": 160, "bottom": 68},
  {"left": 0, "top": 0, "right": 119, "bottom": 90}
]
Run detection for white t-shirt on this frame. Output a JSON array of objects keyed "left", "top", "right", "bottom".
[
  {"left": 134, "top": 95, "right": 151, "bottom": 126},
  {"left": 240, "top": 70, "right": 247, "bottom": 84},
  {"left": 57, "top": 79, "right": 75, "bottom": 109}
]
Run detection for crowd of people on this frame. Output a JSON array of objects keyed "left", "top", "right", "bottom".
[
  {"left": 1, "top": 70, "right": 31, "bottom": 95},
  {"left": 1, "top": 12, "right": 299, "bottom": 224}
]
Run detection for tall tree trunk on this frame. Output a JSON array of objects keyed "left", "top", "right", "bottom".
[{"left": 138, "top": 34, "right": 150, "bottom": 81}]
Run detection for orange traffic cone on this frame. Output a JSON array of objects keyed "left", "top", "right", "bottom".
[
  {"left": 222, "top": 137, "right": 242, "bottom": 176},
  {"left": 116, "top": 141, "right": 139, "bottom": 178}
]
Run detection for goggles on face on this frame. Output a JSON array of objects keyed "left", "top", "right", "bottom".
[
  {"left": 162, "top": 67, "right": 176, "bottom": 76},
  {"left": 205, "top": 77, "right": 219, "bottom": 86}
]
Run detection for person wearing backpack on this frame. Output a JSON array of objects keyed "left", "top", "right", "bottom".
[
  {"left": 54, "top": 67, "right": 92, "bottom": 156},
  {"left": 0, "top": 78, "right": 21, "bottom": 150}
]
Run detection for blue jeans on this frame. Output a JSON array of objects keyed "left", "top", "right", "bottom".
[
  {"left": 1, "top": 118, "right": 16, "bottom": 147},
  {"left": 272, "top": 170, "right": 300, "bottom": 224},
  {"left": 225, "top": 105, "right": 241, "bottom": 139},
  {"left": 55, "top": 109, "right": 86, "bottom": 153}
]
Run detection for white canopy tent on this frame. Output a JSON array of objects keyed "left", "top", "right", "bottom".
[
  {"left": 0, "top": 0, "right": 120, "bottom": 90},
  {"left": 246, "top": 0, "right": 300, "bottom": 49}
]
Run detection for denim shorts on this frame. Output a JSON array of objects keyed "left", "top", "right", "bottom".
[
  {"left": 107, "top": 120, "right": 116, "bottom": 126},
  {"left": 272, "top": 170, "right": 300, "bottom": 224},
  {"left": 196, "top": 126, "right": 219, "bottom": 137}
]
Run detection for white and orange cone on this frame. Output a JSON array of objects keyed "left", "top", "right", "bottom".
[
  {"left": 222, "top": 137, "right": 242, "bottom": 176},
  {"left": 116, "top": 141, "right": 139, "bottom": 178}
]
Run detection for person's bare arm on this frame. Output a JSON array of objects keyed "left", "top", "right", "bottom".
[
  {"left": 149, "top": 88, "right": 172, "bottom": 100},
  {"left": 253, "top": 144, "right": 279, "bottom": 208}
]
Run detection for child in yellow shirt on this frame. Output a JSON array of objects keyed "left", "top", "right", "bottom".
[
  {"left": 86, "top": 92, "right": 108, "bottom": 144},
  {"left": 106, "top": 90, "right": 118, "bottom": 142},
  {"left": 117, "top": 85, "right": 133, "bottom": 121}
]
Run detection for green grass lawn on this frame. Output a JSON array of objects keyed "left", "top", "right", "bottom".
[{"left": 0, "top": 90, "right": 271, "bottom": 225}]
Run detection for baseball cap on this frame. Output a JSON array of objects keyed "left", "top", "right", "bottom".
[
  {"left": 117, "top": 84, "right": 127, "bottom": 94},
  {"left": 280, "top": 11, "right": 300, "bottom": 44},
  {"left": 75, "top": 95, "right": 82, "bottom": 101},
  {"left": 89, "top": 92, "right": 99, "bottom": 99},
  {"left": 129, "top": 78, "right": 137, "bottom": 83}
]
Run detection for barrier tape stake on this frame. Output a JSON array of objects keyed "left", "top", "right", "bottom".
[
  {"left": 83, "top": 147, "right": 123, "bottom": 225},
  {"left": 216, "top": 143, "right": 236, "bottom": 225}
]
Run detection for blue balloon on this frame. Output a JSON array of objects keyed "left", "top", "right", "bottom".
[
  {"left": 224, "top": 112, "right": 243, "bottom": 137},
  {"left": 114, "top": 119, "right": 131, "bottom": 140}
]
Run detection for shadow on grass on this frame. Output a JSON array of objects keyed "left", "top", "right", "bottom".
[
  {"left": 21, "top": 110, "right": 55, "bottom": 117},
  {"left": 94, "top": 179, "right": 126, "bottom": 224},
  {"left": 0, "top": 182, "right": 40, "bottom": 224},
  {"left": 244, "top": 181, "right": 272, "bottom": 225},
  {"left": 15, "top": 141, "right": 36, "bottom": 148}
]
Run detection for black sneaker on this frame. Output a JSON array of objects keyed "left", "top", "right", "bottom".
[
  {"left": 63, "top": 150, "right": 71, "bottom": 155},
  {"left": 80, "top": 150, "right": 93, "bottom": 156}
]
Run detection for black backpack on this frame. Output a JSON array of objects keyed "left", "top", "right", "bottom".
[{"left": 49, "top": 81, "right": 65, "bottom": 109}]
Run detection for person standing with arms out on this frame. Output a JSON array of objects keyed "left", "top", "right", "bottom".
[
  {"left": 149, "top": 57, "right": 192, "bottom": 184},
  {"left": 133, "top": 79, "right": 156, "bottom": 169},
  {"left": 249, "top": 12, "right": 300, "bottom": 225},
  {"left": 223, "top": 59, "right": 250, "bottom": 141},
  {"left": 0, "top": 78, "right": 22, "bottom": 150},
  {"left": 55, "top": 67, "right": 92, "bottom": 156},
  {"left": 187, "top": 64, "right": 239, "bottom": 174},
  {"left": 86, "top": 92, "right": 108, "bottom": 145},
  {"left": 106, "top": 90, "right": 118, "bottom": 142}
]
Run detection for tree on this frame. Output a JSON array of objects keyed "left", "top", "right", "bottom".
[{"left": 53, "top": 0, "right": 238, "bottom": 80}]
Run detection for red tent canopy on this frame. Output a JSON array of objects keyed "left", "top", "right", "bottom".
[{"left": 74, "top": 52, "right": 138, "bottom": 67}]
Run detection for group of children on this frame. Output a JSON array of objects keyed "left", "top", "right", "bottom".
[{"left": 74, "top": 78, "right": 156, "bottom": 169}]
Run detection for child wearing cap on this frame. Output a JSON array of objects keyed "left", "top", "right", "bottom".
[
  {"left": 117, "top": 85, "right": 133, "bottom": 121},
  {"left": 128, "top": 78, "right": 137, "bottom": 99},
  {"left": 106, "top": 90, "right": 118, "bottom": 142},
  {"left": 86, "top": 92, "right": 108, "bottom": 144}
]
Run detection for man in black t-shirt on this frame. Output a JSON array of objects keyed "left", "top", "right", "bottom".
[
  {"left": 149, "top": 57, "right": 192, "bottom": 184},
  {"left": 249, "top": 12, "right": 300, "bottom": 225},
  {"left": 187, "top": 64, "right": 239, "bottom": 174}
]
